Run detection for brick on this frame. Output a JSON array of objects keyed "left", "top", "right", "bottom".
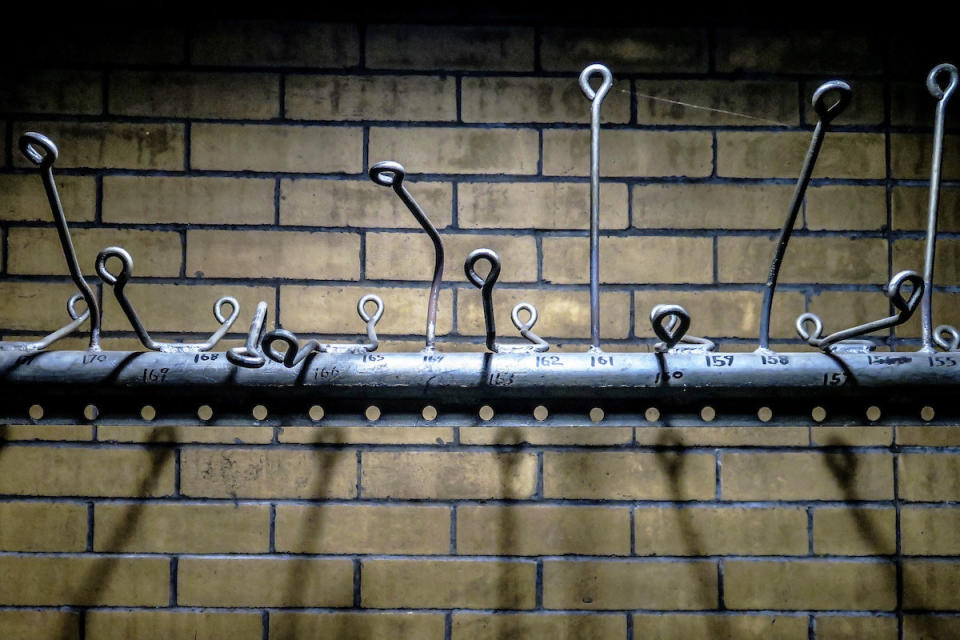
[
  {"left": 0, "top": 425, "right": 93, "bottom": 441},
  {"left": 103, "top": 176, "right": 274, "bottom": 225},
  {"left": 717, "top": 132, "right": 885, "bottom": 179},
  {"left": 633, "top": 183, "right": 794, "bottom": 230},
  {"left": 543, "top": 560, "right": 716, "bottom": 610},
  {"left": 191, "top": 21, "right": 358, "bottom": 67},
  {"left": 716, "top": 29, "right": 881, "bottom": 74},
  {"left": 808, "top": 291, "right": 893, "bottom": 340},
  {"left": 96, "top": 425, "right": 274, "bottom": 444},
  {"left": 803, "top": 80, "right": 885, "bottom": 126},
  {"left": 458, "top": 505, "right": 630, "bottom": 556},
  {"left": 181, "top": 448, "right": 356, "bottom": 499},
  {"left": 903, "top": 507, "right": 960, "bottom": 555},
  {"left": 811, "top": 426, "right": 893, "bottom": 447},
  {"left": 540, "top": 28, "right": 707, "bottom": 72},
  {"left": 8, "top": 227, "right": 180, "bottom": 276},
  {"left": 459, "top": 182, "right": 629, "bottom": 230},
  {"left": 721, "top": 452, "right": 893, "bottom": 500},
  {"left": 29, "top": 25, "right": 184, "bottom": 65},
  {"left": 366, "top": 25, "right": 533, "bottom": 71},
  {"left": 900, "top": 453, "right": 960, "bottom": 501},
  {"left": 904, "top": 616, "right": 960, "bottom": 639},
  {"left": 178, "top": 557, "right": 353, "bottom": 607},
  {"left": 904, "top": 561, "right": 960, "bottom": 609},
  {"left": 286, "top": 74, "right": 456, "bottom": 121},
  {"left": 276, "top": 504, "right": 450, "bottom": 554},
  {"left": 272, "top": 612, "right": 445, "bottom": 639},
  {"left": 281, "top": 178, "right": 453, "bottom": 228},
  {"left": 806, "top": 186, "right": 887, "bottom": 230},
  {"left": 813, "top": 507, "right": 896, "bottom": 555},
  {"left": 543, "top": 452, "right": 715, "bottom": 500},
  {"left": 369, "top": 127, "right": 538, "bottom": 175},
  {"left": 460, "top": 427, "right": 632, "bottom": 446},
  {"left": 0, "top": 556, "right": 168, "bottom": 605},
  {"left": 891, "top": 134, "right": 960, "bottom": 180},
  {"left": 816, "top": 616, "right": 897, "bottom": 640},
  {"left": 0, "top": 69, "right": 102, "bottom": 114},
  {"left": 279, "top": 426, "right": 453, "bottom": 444},
  {"left": 280, "top": 285, "right": 453, "bottom": 336},
  {"left": 0, "top": 282, "right": 91, "bottom": 331},
  {"left": 543, "top": 236, "right": 713, "bottom": 284},
  {"left": 85, "top": 611, "right": 262, "bottom": 640},
  {"left": 362, "top": 452, "right": 537, "bottom": 499},
  {"left": 13, "top": 121, "right": 184, "bottom": 170},
  {"left": 634, "top": 290, "right": 805, "bottom": 339},
  {"left": 543, "top": 130, "right": 712, "bottom": 177},
  {"left": 458, "top": 289, "right": 631, "bottom": 340},
  {"left": 0, "top": 610, "right": 79, "bottom": 640},
  {"left": 724, "top": 560, "right": 895, "bottom": 610},
  {"left": 894, "top": 238, "right": 960, "bottom": 285},
  {"left": 892, "top": 81, "right": 960, "bottom": 128},
  {"left": 102, "top": 284, "right": 273, "bottom": 333},
  {"left": 191, "top": 124, "right": 361, "bottom": 173},
  {"left": 718, "top": 236, "right": 888, "bottom": 284},
  {"left": 634, "top": 507, "right": 807, "bottom": 556},
  {"left": 0, "top": 175, "right": 95, "bottom": 222},
  {"left": 453, "top": 613, "right": 625, "bottom": 639},
  {"left": 634, "top": 426, "right": 809, "bottom": 446},
  {"left": 634, "top": 614, "right": 808, "bottom": 640},
  {"left": 462, "top": 77, "right": 630, "bottom": 124},
  {"left": 94, "top": 503, "right": 269, "bottom": 553},
  {"left": 636, "top": 80, "right": 798, "bottom": 126},
  {"left": 898, "top": 427, "right": 960, "bottom": 446},
  {"left": 109, "top": 71, "right": 279, "bottom": 119},
  {"left": 0, "top": 446, "right": 174, "bottom": 497},
  {"left": 896, "top": 293, "right": 960, "bottom": 339},
  {"left": 361, "top": 558, "right": 536, "bottom": 609},
  {"left": 0, "top": 501, "right": 87, "bottom": 551},
  {"left": 367, "top": 232, "right": 535, "bottom": 282},
  {"left": 893, "top": 186, "right": 960, "bottom": 231}
]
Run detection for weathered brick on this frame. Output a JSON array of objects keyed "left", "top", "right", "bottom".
[
  {"left": 276, "top": 504, "right": 450, "bottom": 554},
  {"left": 717, "top": 132, "right": 885, "bottom": 179},
  {"left": 904, "top": 561, "right": 960, "bottom": 609},
  {"left": 803, "top": 80, "right": 885, "bottom": 126},
  {"left": 806, "top": 186, "right": 887, "bottom": 230},
  {"left": 0, "top": 282, "right": 94, "bottom": 331},
  {"left": 8, "top": 227, "right": 180, "bottom": 276},
  {"left": 109, "top": 71, "right": 279, "bottom": 119},
  {"left": 0, "top": 425, "right": 92, "bottom": 442},
  {"left": 813, "top": 507, "right": 897, "bottom": 555},
  {"left": 894, "top": 238, "right": 960, "bottom": 285},
  {"left": 539, "top": 28, "right": 707, "bottom": 72},
  {"left": 13, "top": 121, "right": 184, "bottom": 170},
  {"left": 543, "top": 560, "right": 717, "bottom": 610},
  {"left": 718, "top": 236, "right": 888, "bottom": 284},
  {"left": 102, "top": 176, "right": 274, "bottom": 225},
  {"left": 898, "top": 427, "right": 960, "bottom": 447},
  {"left": 716, "top": 29, "right": 881, "bottom": 74},
  {"left": 634, "top": 614, "right": 807, "bottom": 640},
  {"left": 191, "top": 123, "right": 361, "bottom": 172},
  {"left": 811, "top": 426, "right": 893, "bottom": 447},
  {"left": 721, "top": 452, "right": 893, "bottom": 500},
  {"left": 94, "top": 503, "right": 269, "bottom": 553},
  {"left": 892, "top": 81, "right": 960, "bottom": 127},
  {"left": 369, "top": 127, "right": 538, "bottom": 175},
  {"left": 281, "top": 178, "right": 453, "bottom": 228},
  {"left": 633, "top": 426, "right": 809, "bottom": 447},
  {"left": 543, "top": 130, "right": 713, "bottom": 177},
  {"left": 453, "top": 613, "right": 625, "bottom": 639},
  {"left": 816, "top": 616, "right": 897, "bottom": 640},
  {"left": 808, "top": 291, "right": 892, "bottom": 340},
  {"left": 891, "top": 134, "right": 960, "bottom": 180},
  {"left": 0, "top": 610, "right": 79, "bottom": 640},
  {"left": 634, "top": 507, "right": 807, "bottom": 556},
  {"left": 892, "top": 186, "right": 960, "bottom": 231},
  {"left": 366, "top": 25, "right": 533, "bottom": 71},
  {"left": 0, "top": 69, "right": 102, "bottom": 114},
  {"left": 543, "top": 452, "right": 715, "bottom": 500},
  {"left": 636, "top": 80, "right": 798, "bottom": 126},
  {"left": 191, "top": 21, "right": 358, "bottom": 67},
  {"left": 900, "top": 453, "right": 960, "bottom": 501},
  {"left": 272, "top": 612, "right": 445, "bottom": 639},
  {"left": 178, "top": 557, "right": 354, "bottom": 607},
  {"left": 0, "top": 556, "right": 168, "bottom": 605},
  {"left": 725, "top": 560, "right": 896, "bottom": 610},
  {"left": 27, "top": 25, "right": 184, "bottom": 65},
  {"left": 85, "top": 611, "right": 262, "bottom": 640},
  {"left": 458, "top": 505, "right": 630, "bottom": 556},
  {"left": 0, "top": 446, "right": 174, "bottom": 497},
  {"left": 463, "top": 77, "right": 630, "bottom": 123},
  {"left": 0, "top": 175, "right": 95, "bottom": 222},
  {"left": 459, "top": 427, "right": 632, "bottom": 446},
  {"left": 96, "top": 425, "right": 274, "bottom": 444},
  {"left": 633, "top": 183, "right": 794, "bottom": 230},
  {"left": 904, "top": 616, "right": 960, "bottom": 639},
  {"left": 903, "top": 507, "right": 960, "bottom": 555},
  {"left": 367, "top": 232, "right": 535, "bottom": 282},
  {"left": 362, "top": 451, "right": 537, "bottom": 499},
  {"left": 0, "top": 501, "right": 87, "bottom": 551},
  {"left": 634, "top": 290, "right": 805, "bottom": 339},
  {"left": 286, "top": 74, "right": 456, "bottom": 121},
  {"left": 361, "top": 558, "right": 536, "bottom": 609},
  {"left": 896, "top": 293, "right": 960, "bottom": 339},
  {"left": 279, "top": 426, "right": 454, "bottom": 444},
  {"left": 543, "top": 236, "right": 713, "bottom": 284},
  {"left": 459, "top": 182, "right": 628, "bottom": 230}
]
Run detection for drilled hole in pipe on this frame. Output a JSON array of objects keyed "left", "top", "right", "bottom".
[
  {"left": 866, "top": 405, "right": 882, "bottom": 422},
  {"left": 365, "top": 405, "right": 381, "bottom": 422},
  {"left": 589, "top": 407, "right": 605, "bottom": 423},
  {"left": 422, "top": 405, "right": 438, "bottom": 422},
  {"left": 252, "top": 405, "right": 268, "bottom": 421},
  {"left": 83, "top": 404, "right": 99, "bottom": 421},
  {"left": 757, "top": 406, "right": 773, "bottom": 423},
  {"left": 700, "top": 406, "right": 716, "bottom": 422},
  {"left": 533, "top": 405, "right": 549, "bottom": 421},
  {"left": 645, "top": 407, "right": 660, "bottom": 423},
  {"left": 140, "top": 405, "right": 156, "bottom": 421},
  {"left": 812, "top": 406, "right": 827, "bottom": 423},
  {"left": 479, "top": 405, "right": 495, "bottom": 421},
  {"left": 921, "top": 406, "right": 936, "bottom": 422},
  {"left": 309, "top": 405, "right": 325, "bottom": 422},
  {"left": 28, "top": 404, "right": 44, "bottom": 420},
  {"left": 197, "top": 405, "right": 214, "bottom": 421}
]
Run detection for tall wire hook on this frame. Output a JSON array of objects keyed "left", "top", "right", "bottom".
[
  {"left": 18, "top": 132, "right": 102, "bottom": 351},
  {"left": 369, "top": 161, "right": 444, "bottom": 351},
  {"left": 649, "top": 304, "right": 716, "bottom": 353},
  {"left": 464, "top": 249, "right": 548, "bottom": 353},
  {"left": 757, "top": 81, "right": 852, "bottom": 352},
  {"left": 0, "top": 293, "right": 90, "bottom": 353},
  {"left": 96, "top": 246, "right": 239, "bottom": 352},
  {"left": 226, "top": 301, "right": 269, "bottom": 368}
]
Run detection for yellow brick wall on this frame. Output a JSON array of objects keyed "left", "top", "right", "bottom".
[{"left": 2, "top": 20, "right": 960, "bottom": 639}]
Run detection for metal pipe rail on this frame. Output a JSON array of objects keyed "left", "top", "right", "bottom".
[{"left": 1, "top": 350, "right": 956, "bottom": 427}]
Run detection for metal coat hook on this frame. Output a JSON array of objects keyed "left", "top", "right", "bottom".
[
  {"left": 0, "top": 293, "right": 90, "bottom": 353},
  {"left": 369, "top": 161, "right": 443, "bottom": 351},
  {"left": 17, "top": 132, "right": 102, "bottom": 351},
  {"left": 650, "top": 304, "right": 716, "bottom": 353},
  {"left": 226, "top": 301, "right": 269, "bottom": 368},
  {"left": 919, "top": 63, "right": 959, "bottom": 352},
  {"left": 464, "top": 249, "right": 548, "bottom": 353},
  {"left": 263, "top": 294, "right": 383, "bottom": 367},
  {"left": 580, "top": 63, "right": 613, "bottom": 353},
  {"left": 95, "top": 246, "right": 239, "bottom": 353},
  {"left": 757, "top": 81, "right": 852, "bottom": 352}
]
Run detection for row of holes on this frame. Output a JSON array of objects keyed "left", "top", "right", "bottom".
[{"left": 25, "top": 403, "right": 938, "bottom": 423}]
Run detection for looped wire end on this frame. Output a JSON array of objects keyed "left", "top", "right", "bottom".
[
  {"left": 579, "top": 63, "right": 614, "bottom": 103},
  {"left": 812, "top": 80, "right": 853, "bottom": 124},
  {"left": 227, "top": 301, "right": 269, "bottom": 368},
  {"left": 927, "top": 63, "right": 958, "bottom": 101},
  {"left": 934, "top": 324, "right": 960, "bottom": 352},
  {"left": 18, "top": 132, "right": 59, "bottom": 169},
  {"left": 368, "top": 160, "right": 406, "bottom": 188},
  {"left": 0, "top": 293, "right": 91, "bottom": 353},
  {"left": 650, "top": 304, "right": 715, "bottom": 353}
]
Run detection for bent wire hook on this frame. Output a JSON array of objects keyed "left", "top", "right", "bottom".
[
  {"left": 369, "top": 161, "right": 444, "bottom": 351},
  {"left": 0, "top": 293, "right": 90, "bottom": 353},
  {"left": 96, "top": 247, "right": 239, "bottom": 352},
  {"left": 263, "top": 294, "right": 383, "bottom": 367},
  {"left": 650, "top": 304, "right": 716, "bottom": 353},
  {"left": 226, "top": 301, "right": 269, "bottom": 368},
  {"left": 464, "top": 249, "right": 548, "bottom": 353}
]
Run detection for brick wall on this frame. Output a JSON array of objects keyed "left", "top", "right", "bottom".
[{"left": 1, "top": 21, "right": 960, "bottom": 639}]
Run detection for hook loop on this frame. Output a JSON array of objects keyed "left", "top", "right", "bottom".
[
  {"left": 927, "top": 63, "right": 958, "bottom": 101},
  {"left": 95, "top": 246, "right": 133, "bottom": 287},
  {"left": 812, "top": 80, "right": 852, "bottom": 124},
  {"left": 18, "top": 132, "right": 58, "bottom": 169},
  {"left": 511, "top": 302, "right": 538, "bottom": 333},
  {"left": 889, "top": 270, "right": 924, "bottom": 314},
  {"left": 651, "top": 304, "right": 692, "bottom": 351},
  {"left": 369, "top": 160, "right": 406, "bottom": 188},
  {"left": 227, "top": 301, "right": 269, "bottom": 368},
  {"left": 464, "top": 248, "right": 501, "bottom": 290},
  {"left": 357, "top": 294, "right": 384, "bottom": 325},
  {"left": 579, "top": 63, "right": 614, "bottom": 103},
  {"left": 795, "top": 312, "right": 825, "bottom": 342},
  {"left": 935, "top": 324, "right": 960, "bottom": 351}
]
